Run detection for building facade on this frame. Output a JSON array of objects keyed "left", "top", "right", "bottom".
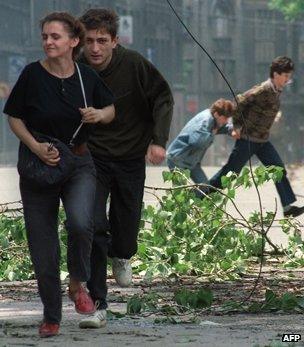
[
  {"left": 182, "top": 0, "right": 304, "bottom": 165},
  {"left": 0, "top": 0, "right": 303, "bottom": 165},
  {"left": 0, "top": 0, "right": 183, "bottom": 165}
]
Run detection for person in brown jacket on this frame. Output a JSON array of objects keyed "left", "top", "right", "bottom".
[{"left": 209, "top": 56, "right": 304, "bottom": 218}]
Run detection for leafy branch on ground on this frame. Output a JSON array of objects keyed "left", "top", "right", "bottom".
[
  {"left": 133, "top": 166, "right": 303, "bottom": 280},
  {"left": 122, "top": 287, "right": 304, "bottom": 324}
]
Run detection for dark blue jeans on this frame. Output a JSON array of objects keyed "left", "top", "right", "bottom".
[
  {"left": 87, "top": 157, "right": 146, "bottom": 309},
  {"left": 209, "top": 139, "right": 296, "bottom": 207},
  {"left": 20, "top": 152, "right": 96, "bottom": 324}
]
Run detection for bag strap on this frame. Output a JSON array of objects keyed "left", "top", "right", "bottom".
[
  {"left": 75, "top": 62, "right": 88, "bottom": 108},
  {"left": 69, "top": 62, "right": 87, "bottom": 146}
]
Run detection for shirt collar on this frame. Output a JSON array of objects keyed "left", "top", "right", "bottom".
[{"left": 268, "top": 78, "right": 282, "bottom": 94}]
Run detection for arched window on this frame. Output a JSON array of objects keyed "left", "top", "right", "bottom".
[{"left": 211, "top": 0, "right": 234, "bottom": 39}]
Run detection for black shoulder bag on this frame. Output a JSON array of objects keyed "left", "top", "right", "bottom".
[{"left": 17, "top": 63, "right": 87, "bottom": 187}]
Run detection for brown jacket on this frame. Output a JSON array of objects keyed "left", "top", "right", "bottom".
[{"left": 233, "top": 79, "right": 281, "bottom": 143}]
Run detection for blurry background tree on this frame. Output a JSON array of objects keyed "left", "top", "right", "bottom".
[{"left": 269, "top": 0, "right": 304, "bottom": 20}]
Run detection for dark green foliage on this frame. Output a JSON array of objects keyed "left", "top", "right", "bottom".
[
  {"left": 0, "top": 165, "right": 303, "bottom": 282},
  {"left": 127, "top": 295, "right": 143, "bottom": 314},
  {"left": 269, "top": 0, "right": 304, "bottom": 20},
  {"left": 248, "top": 290, "right": 304, "bottom": 313},
  {"left": 0, "top": 214, "right": 32, "bottom": 281},
  {"left": 134, "top": 166, "right": 299, "bottom": 279},
  {"left": 174, "top": 288, "right": 213, "bottom": 309},
  {"left": 0, "top": 209, "right": 67, "bottom": 281}
]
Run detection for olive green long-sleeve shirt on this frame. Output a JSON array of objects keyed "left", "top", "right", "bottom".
[{"left": 80, "top": 45, "right": 174, "bottom": 160}]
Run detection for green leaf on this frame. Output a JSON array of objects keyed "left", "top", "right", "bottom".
[
  {"left": 248, "top": 302, "right": 262, "bottom": 313},
  {"left": 221, "top": 176, "right": 230, "bottom": 188},
  {"left": 107, "top": 310, "right": 125, "bottom": 319},
  {"left": 227, "top": 189, "right": 235, "bottom": 199},
  {"left": 162, "top": 170, "right": 173, "bottom": 182},
  {"left": 281, "top": 293, "right": 298, "bottom": 311},
  {"left": 296, "top": 297, "right": 304, "bottom": 309},
  {"left": 174, "top": 288, "right": 213, "bottom": 309},
  {"left": 127, "top": 295, "right": 142, "bottom": 314},
  {"left": 265, "top": 290, "right": 277, "bottom": 303},
  {"left": 174, "top": 211, "right": 187, "bottom": 224},
  {"left": 196, "top": 288, "right": 213, "bottom": 308}
]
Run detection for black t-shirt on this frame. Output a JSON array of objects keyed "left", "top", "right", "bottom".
[{"left": 3, "top": 61, "right": 114, "bottom": 145}]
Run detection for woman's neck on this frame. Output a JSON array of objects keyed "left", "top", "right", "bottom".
[{"left": 42, "top": 57, "right": 75, "bottom": 78}]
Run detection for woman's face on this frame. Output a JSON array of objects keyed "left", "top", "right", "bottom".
[{"left": 41, "top": 21, "right": 79, "bottom": 59}]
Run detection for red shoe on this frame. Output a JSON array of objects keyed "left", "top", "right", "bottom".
[
  {"left": 39, "top": 322, "right": 59, "bottom": 338},
  {"left": 69, "top": 285, "right": 96, "bottom": 315}
]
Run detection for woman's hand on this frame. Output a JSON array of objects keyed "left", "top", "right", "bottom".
[
  {"left": 33, "top": 142, "right": 60, "bottom": 166},
  {"left": 79, "top": 105, "right": 115, "bottom": 124},
  {"left": 79, "top": 107, "right": 102, "bottom": 123},
  {"left": 7, "top": 116, "right": 60, "bottom": 166}
]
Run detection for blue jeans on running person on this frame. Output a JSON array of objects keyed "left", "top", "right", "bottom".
[{"left": 209, "top": 139, "right": 296, "bottom": 207}]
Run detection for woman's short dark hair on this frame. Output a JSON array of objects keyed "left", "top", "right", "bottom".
[
  {"left": 210, "top": 98, "right": 235, "bottom": 117},
  {"left": 40, "top": 12, "right": 85, "bottom": 59},
  {"left": 79, "top": 8, "right": 119, "bottom": 38},
  {"left": 270, "top": 56, "right": 294, "bottom": 78}
]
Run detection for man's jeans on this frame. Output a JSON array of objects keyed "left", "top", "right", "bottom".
[
  {"left": 20, "top": 152, "right": 96, "bottom": 324},
  {"left": 209, "top": 139, "right": 296, "bottom": 207},
  {"left": 87, "top": 157, "right": 146, "bottom": 309}
]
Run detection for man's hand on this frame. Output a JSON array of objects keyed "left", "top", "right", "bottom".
[
  {"left": 146, "top": 144, "right": 166, "bottom": 165},
  {"left": 231, "top": 128, "right": 241, "bottom": 139}
]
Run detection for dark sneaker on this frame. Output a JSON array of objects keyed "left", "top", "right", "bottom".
[{"left": 284, "top": 206, "right": 304, "bottom": 218}]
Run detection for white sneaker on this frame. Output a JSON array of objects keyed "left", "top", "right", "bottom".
[
  {"left": 112, "top": 257, "right": 132, "bottom": 287},
  {"left": 79, "top": 309, "right": 107, "bottom": 329}
]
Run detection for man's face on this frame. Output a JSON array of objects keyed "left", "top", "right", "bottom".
[
  {"left": 273, "top": 71, "right": 293, "bottom": 90},
  {"left": 83, "top": 29, "right": 117, "bottom": 70}
]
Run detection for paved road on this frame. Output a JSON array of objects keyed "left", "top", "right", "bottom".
[{"left": 1, "top": 287, "right": 303, "bottom": 347}]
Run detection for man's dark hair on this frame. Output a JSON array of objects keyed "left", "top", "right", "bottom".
[
  {"left": 270, "top": 56, "right": 294, "bottom": 78},
  {"left": 79, "top": 8, "right": 119, "bottom": 38}
]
